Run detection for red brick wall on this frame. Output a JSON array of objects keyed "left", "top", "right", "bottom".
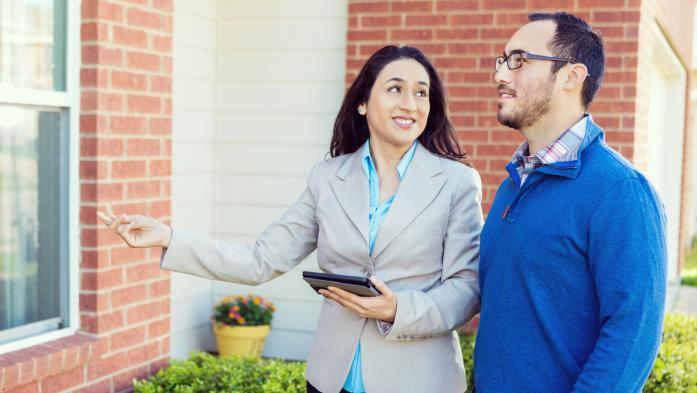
[
  {"left": 347, "top": 0, "right": 695, "bottom": 272},
  {"left": 0, "top": 0, "right": 173, "bottom": 392},
  {"left": 346, "top": 0, "right": 644, "bottom": 214}
]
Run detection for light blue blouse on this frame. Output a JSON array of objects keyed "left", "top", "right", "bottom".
[{"left": 342, "top": 139, "right": 418, "bottom": 393}]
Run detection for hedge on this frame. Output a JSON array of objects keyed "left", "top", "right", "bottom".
[
  {"left": 132, "top": 353, "right": 305, "bottom": 393},
  {"left": 644, "top": 314, "right": 697, "bottom": 392},
  {"left": 134, "top": 314, "right": 696, "bottom": 393}
]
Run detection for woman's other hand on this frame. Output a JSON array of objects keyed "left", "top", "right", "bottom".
[
  {"left": 319, "top": 276, "right": 397, "bottom": 322},
  {"left": 97, "top": 212, "right": 172, "bottom": 248}
]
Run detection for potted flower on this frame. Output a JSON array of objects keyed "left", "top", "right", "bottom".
[{"left": 211, "top": 294, "right": 276, "bottom": 358}]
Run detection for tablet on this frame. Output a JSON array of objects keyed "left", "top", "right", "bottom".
[{"left": 302, "top": 271, "right": 381, "bottom": 297}]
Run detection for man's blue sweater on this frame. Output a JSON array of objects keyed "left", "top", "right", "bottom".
[{"left": 474, "top": 116, "right": 667, "bottom": 393}]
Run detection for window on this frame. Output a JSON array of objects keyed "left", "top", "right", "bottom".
[{"left": 0, "top": 0, "right": 77, "bottom": 350}]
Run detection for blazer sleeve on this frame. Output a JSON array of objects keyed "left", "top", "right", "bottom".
[
  {"left": 385, "top": 167, "right": 483, "bottom": 340},
  {"left": 159, "top": 161, "right": 321, "bottom": 285}
]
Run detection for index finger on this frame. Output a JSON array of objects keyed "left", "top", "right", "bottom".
[
  {"left": 97, "top": 211, "right": 113, "bottom": 226},
  {"left": 327, "top": 286, "right": 365, "bottom": 304}
]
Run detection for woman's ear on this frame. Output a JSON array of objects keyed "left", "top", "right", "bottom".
[{"left": 357, "top": 103, "right": 367, "bottom": 115}]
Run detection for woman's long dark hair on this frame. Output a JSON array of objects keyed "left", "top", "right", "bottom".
[{"left": 330, "top": 45, "right": 466, "bottom": 161}]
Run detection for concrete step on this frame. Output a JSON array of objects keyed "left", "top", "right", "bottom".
[{"left": 672, "top": 285, "right": 697, "bottom": 315}]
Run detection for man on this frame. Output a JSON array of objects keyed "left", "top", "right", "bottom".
[{"left": 474, "top": 12, "right": 667, "bottom": 393}]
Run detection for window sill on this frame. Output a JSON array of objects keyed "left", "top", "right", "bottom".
[{"left": 0, "top": 333, "right": 97, "bottom": 392}]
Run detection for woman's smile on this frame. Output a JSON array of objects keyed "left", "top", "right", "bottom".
[{"left": 392, "top": 116, "right": 417, "bottom": 129}]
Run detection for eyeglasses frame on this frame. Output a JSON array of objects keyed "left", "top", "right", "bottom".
[{"left": 495, "top": 51, "right": 579, "bottom": 72}]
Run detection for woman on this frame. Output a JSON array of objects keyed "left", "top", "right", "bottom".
[{"left": 99, "top": 45, "right": 483, "bottom": 393}]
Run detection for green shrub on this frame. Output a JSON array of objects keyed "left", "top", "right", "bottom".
[
  {"left": 682, "top": 272, "right": 697, "bottom": 287},
  {"left": 260, "top": 359, "right": 306, "bottom": 393},
  {"left": 644, "top": 313, "right": 697, "bottom": 393},
  {"left": 135, "top": 315, "right": 696, "bottom": 393},
  {"left": 458, "top": 315, "right": 697, "bottom": 393},
  {"left": 684, "top": 244, "right": 697, "bottom": 287},
  {"left": 683, "top": 273, "right": 697, "bottom": 287},
  {"left": 132, "top": 352, "right": 305, "bottom": 393},
  {"left": 459, "top": 332, "right": 476, "bottom": 393}
]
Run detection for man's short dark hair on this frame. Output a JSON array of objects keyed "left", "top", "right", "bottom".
[{"left": 528, "top": 12, "right": 605, "bottom": 109}]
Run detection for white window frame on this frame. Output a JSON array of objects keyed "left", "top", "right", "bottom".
[
  {"left": 0, "top": 0, "right": 80, "bottom": 354},
  {"left": 644, "top": 21, "right": 687, "bottom": 284},
  {"left": 693, "top": 7, "right": 697, "bottom": 69}
]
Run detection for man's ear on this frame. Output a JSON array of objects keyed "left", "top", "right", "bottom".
[{"left": 562, "top": 63, "right": 589, "bottom": 91}]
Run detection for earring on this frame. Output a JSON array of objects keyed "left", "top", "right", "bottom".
[{"left": 358, "top": 107, "right": 366, "bottom": 115}]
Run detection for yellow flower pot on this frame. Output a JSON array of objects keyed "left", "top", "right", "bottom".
[{"left": 212, "top": 323, "right": 271, "bottom": 358}]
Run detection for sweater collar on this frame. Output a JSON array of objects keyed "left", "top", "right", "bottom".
[{"left": 505, "top": 114, "right": 604, "bottom": 183}]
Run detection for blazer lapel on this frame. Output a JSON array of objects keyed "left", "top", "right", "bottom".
[
  {"left": 371, "top": 144, "right": 446, "bottom": 259},
  {"left": 330, "top": 150, "right": 370, "bottom": 244}
]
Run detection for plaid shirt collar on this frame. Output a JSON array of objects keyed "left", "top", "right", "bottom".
[{"left": 511, "top": 115, "right": 588, "bottom": 184}]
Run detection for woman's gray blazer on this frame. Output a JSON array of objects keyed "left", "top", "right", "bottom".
[{"left": 161, "top": 142, "right": 483, "bottom": 393}]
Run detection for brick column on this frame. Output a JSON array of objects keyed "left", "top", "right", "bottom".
[{"left": 78, "top": 0, "right": 173, "bottom": 390}]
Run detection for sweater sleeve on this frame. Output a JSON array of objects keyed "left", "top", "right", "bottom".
[{"left": 572, "top": 177, "right": 667, "bottom": 392}]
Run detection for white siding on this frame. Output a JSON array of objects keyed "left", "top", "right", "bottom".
[
  {"left": 217, "top": 113, "right": 334, "bottom": 145},
  {"left": 219, "top": 20, "right": 346, "bottom": 51},
  {"left": 171, "top": 0, "right": 347, "bottom": 360},
  {"left": 170, "top": 0, "right": 218, "bottom": 359},
  {"left": 213, "top": 0, "right": 347, "bottom": 360}
]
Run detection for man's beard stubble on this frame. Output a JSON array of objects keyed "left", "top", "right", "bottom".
[{"left": 496, "top": 77, "right": 554, "bottom": 130}]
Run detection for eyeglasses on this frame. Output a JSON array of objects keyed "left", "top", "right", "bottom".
[{"left": 495, "top": 51, "right": 577, "bottom": 72}]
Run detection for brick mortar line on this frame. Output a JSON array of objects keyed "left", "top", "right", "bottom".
[
  {"left": 94, "top": 325, "right": 168, "bottom": 346},
  {"left": 77, "top": 310, "right": 167, "bottom": 322},
  {"left": 80, "top": 84, "right": 174, "bottom": 92},
  {"left": 79, "top": 136, "right": 172, "bottom": 140},
  {"left": 78, "top": 178, "right": 171, "bottom": 184},
  {"left": 89, "top": 34, "right": 172, "bottom": 46},
  {"left": 80, "top": 298, "right": 171, "bottom": 318},
  {"left": 78, "top": 313, "right": 169, "bottom": 330},
  {"left": 78, "top": 154, "right": 172, "bottom": 159},
  {"left": 78, "top": 263, "right": 165, "bottom": 273},
  {"left": 78, "top": 64, "right": 172, "bottom": 75},
  {"left": 80, "top": 15, "right": 173, "bottom": 30},
  {"left": 82, "top": 2, "right": 174, "bottom": 14},
  {"left": 79, "top": 66, "right": 172, "bottom": 77}
]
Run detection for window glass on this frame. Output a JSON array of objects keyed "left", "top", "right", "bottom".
[
  {"left": 0, "top": 0, "right": 67, "bottom": 91},
  {"left": 0, "top": 105, "right": 69, "bottom": 344}
]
